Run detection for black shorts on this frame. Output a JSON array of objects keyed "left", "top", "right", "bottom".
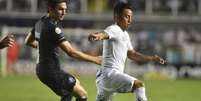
[{"left": 36, "top": 63, "right": 76, "bottom": 96}]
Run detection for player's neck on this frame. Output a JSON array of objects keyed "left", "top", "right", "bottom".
[
  {"left": 47, "top": 14, "right": 59, "bottom": 24},
  {"left": 116, "top": 23, "right": 126, "bottom": 32}
]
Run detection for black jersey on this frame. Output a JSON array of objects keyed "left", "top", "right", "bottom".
[
  {"left": 32, "top": 16, "right": 76, "bottom": 97},
  {"left": 32, "top": 16, "right": 66, "bottom": 67}
]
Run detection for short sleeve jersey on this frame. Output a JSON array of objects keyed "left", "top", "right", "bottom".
[
  {"left": 31, "top": 16, "right": 66, "bottom": 66},
  {"left": 102, "top": 24, "right": 133, "bottom": 72}
]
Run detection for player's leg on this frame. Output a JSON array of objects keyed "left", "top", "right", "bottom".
[
  {"left": 96, "top": 83, "right": 113, "bottom": 101},
  {"left": 132, "top": 80, "right": 148, "bottom": 101},
  {"left": 73, "top": 78, "right": 88, "bottom": 101},
  {"left": 60, "top": 94, "right": 73, "bottom": 101},
  {"left": 96, "top": 69, "right": 136, "bottom": 100},
  {"left": 54, "top": 70, "right": 76, "bottom": 101},
  {"left": 103, "top": 69, "right": 147, "bottom": 101},
  {"left": 96, "top": 69, "right": 114, "bottom": 101},
  {"left": 108, "top": 69, "right": 147, "bottom": 101},
  {"left": 58, "top": 74, "right": 75, "bottom": 101},
  {"left": 36, "top": 64, "right": 76, "bottom": 101}
]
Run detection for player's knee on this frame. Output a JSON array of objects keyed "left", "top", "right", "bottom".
[
  {"left": 75, "top": 87, "right": 88, "bottom": 99},
  {"left": 79, "top": 90, "right": 88, "bottom": 99},
  {"left": 133, "top": 80, "right": 144, "bottom": 88},
  {"left": 73, "top": 79, "right": 88, "bottom": 99}
]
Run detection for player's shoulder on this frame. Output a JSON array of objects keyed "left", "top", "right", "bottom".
[
  {"left": 35, "top": 16, "right": 52, "bottom": 28},
  {"left": 107, "top": 24, "right": 118, "bottom": 29},
  {"left": 39, "top": 16, "right": 55, "bottom": 27},
  {"left": 106, "top": 24, "right": 122, "bottom": 33}
]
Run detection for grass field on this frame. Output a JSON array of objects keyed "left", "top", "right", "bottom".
[{"left": 0, "top": 75, "right": 201, "bottom": 101}]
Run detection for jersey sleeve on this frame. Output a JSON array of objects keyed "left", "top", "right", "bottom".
[
  {"left": 31, "top": 27, "right": 39, "bottom": 41},
  {"left": 51, "top": 26, "right": 66, "bottom": 44},
  {"left": 104, "top": 25, "right": 119, "bottom": 40}
]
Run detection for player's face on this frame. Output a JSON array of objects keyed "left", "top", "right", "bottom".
[
  {"left": 116, "top": 8, "right": 133, "bottom": 30},
  {"left": 51, "top": 2, "right": 67, "bottom": 21}
]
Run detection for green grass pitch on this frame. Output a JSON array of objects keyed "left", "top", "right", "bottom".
[{"left": 0, "top": 75, "right": 201, "bottom": 101}]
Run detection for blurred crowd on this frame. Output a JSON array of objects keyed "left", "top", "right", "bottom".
[
  {"left": 0, "top": 0, "right": 200, "bottom": 15},
  {"left": 133, "top": 27, "right": 201, "bottom": 67}
]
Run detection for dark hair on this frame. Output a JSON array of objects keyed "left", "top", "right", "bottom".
[
  {"left": 47, "top": 0, "right": 69, "bottom": 8},
  {"left": 113, "top": 2, "right": 133, "bottom": 16}
]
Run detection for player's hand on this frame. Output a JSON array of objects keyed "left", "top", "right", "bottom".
[
  {"left": 151, "top": 55, "right": 166, "bottom": 64},
  {"left": 0, "top": 34, "right": 15, "bottom": 49},
  {"left": 94, "top": 56, "right": 102, "bottom": 65},
  {"left": 88, "top": 32, "right": 102, "bottom": 42}
]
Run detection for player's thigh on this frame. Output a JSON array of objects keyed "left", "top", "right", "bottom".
[
  {"left": 96, "top": 87, "right": 113, "bottom": 101},
  {"left": 108, "top": 70, "right": 137, "bottom": 92},
  {"left": 36, "top": 64, "right": 75, "bottom": 96}
]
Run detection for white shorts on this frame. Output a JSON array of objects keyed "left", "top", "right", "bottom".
[{"left": 96, "top": 68, "right": 137, "bottom": 101}]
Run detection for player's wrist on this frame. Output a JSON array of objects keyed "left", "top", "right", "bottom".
[{"left": 149, "top": 56, "right": 154, "bottom": 62}]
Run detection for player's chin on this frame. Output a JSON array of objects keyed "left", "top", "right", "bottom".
[
  {"left": 127, "top": 25, "right": 131, "bottom": 29},
  {"left": 59, "top": 17, "right": 64, "bottom": 20},
  {"left": 124, "top": 27, "right": 129, "bottom": 30}
]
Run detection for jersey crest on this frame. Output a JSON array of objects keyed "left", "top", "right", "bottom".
[{"left": 55, "top": 27, "right": 61, "bottom": 34}]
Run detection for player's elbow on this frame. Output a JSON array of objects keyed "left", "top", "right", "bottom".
[
  {"left": 25, "top": 39, "right": 38, "bottom": 48},
  {"left": 67, "top": 49, "right": 78, "bottom": 58},
  {"left": 67, "top": 51, "right": 74, "bottom": 57}
]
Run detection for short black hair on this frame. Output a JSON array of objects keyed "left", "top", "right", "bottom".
[
  {"left": 47, "top": 0, "right": 69, "bottom": 8},
  {"left": 113, "top": 2, "right": 133, "bottom": 16}
]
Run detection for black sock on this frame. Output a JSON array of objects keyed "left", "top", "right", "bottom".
[
  {"left": 76, "top": 97, "right": 87, "bottom": 101},
  {"left": 61, "top": 95, "right": 72, "bottom": 101}
]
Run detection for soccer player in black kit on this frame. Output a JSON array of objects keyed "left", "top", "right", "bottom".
[{"left": 25, "top": 0, "right": 101, "bottom": 101}]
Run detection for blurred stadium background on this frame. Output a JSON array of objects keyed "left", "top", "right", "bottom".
[{"left": 0, "top": 0, "right": 201, "bottom": 101}]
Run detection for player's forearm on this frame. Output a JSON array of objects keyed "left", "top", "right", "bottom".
[
  {"left": 70, "top": 50, "right": 101, "bottom": 65},
  {"left": 60, "top": 41, "right": 101, "bottom": 65},
  {"left": 25, "top": 32, "right": 38, "bottom": 48},
  {"left": 89, "top": 32, "right": 109, "bottom": 41},
  {"left": 28, "top": 43, "right": 38, "bottom": 49},
  {"left": 99, "top": 31, "right": 109, "bottom": 40},
  {"left": 128, "top": 51, "right": 153, "bottom": 63}
]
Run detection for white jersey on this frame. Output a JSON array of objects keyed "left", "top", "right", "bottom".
[
  {"left": 102, "top": 24, "right": 133, "bottom": 72},
  {"left": 96, "top": 24, "right": 137, "bottom": 95}
]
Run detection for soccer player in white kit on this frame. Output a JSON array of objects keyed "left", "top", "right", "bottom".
[{"left": 88, "top": 2, "right": 166, "bottom": 101}]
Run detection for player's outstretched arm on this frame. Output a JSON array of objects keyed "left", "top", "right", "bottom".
[
  {"left": 127, "top": 50, "right": 166, "bottom": 64},
  {"left": 0, "top": 34, "right": 14, "bottom": 49},
  {"left": 59, "top": 40, "right": 102, "bottom": 65},
  {"left": 88, "top": 32, "right": 109, "bottom": 42},
  {"left": 25, "top": 32, "right": 38, "bottom": 48}
]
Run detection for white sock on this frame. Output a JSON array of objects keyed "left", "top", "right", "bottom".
[{"left": 134, "top": 87, "right": 148, "bottom": 101}]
